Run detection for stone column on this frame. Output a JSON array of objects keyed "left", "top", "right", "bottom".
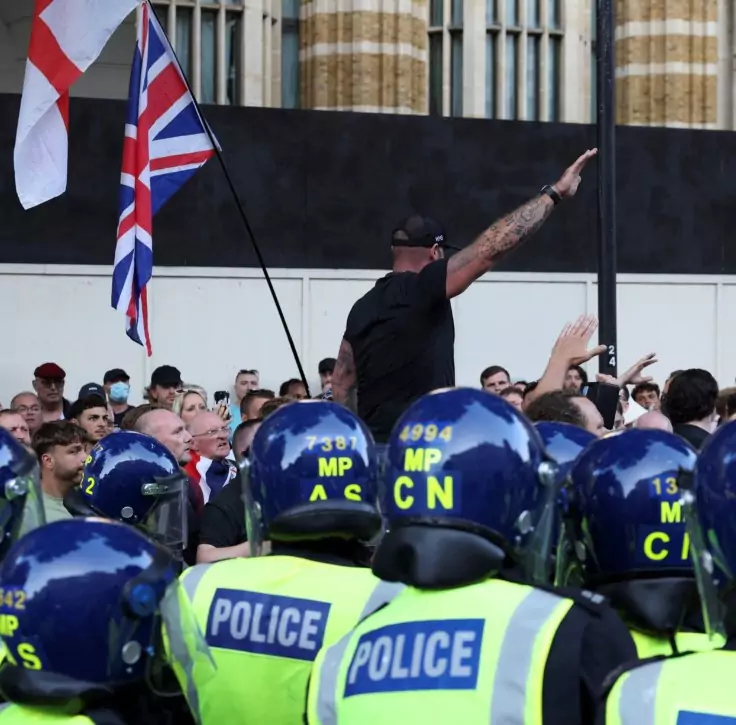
[
  {"left": 300, "top": 0, "right": 427, "bottom": 113},
  {"left": 615, "top": 0, "right": 718, "bottom": 128}
]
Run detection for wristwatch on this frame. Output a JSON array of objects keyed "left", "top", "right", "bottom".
[{"left": 540, "top": 185, "right": 562, "bottom": 205}]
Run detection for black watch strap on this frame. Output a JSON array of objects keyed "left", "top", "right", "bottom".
[{"left": 540, "top": 185, "right": 561, "bottom": 205}]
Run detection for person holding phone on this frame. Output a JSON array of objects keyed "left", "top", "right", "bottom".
[
  {"left": 213, "top": 390, "right": 232, "bottom": 423},
  {"left": 228, "top": 369, "right": 259, "bottom": 435}
]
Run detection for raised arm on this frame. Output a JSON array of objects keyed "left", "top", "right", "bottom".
[
  {"left": 446, "top": 149, "right": 597, "bottom": 299},
  {"left": 522, "top": 315, "right": 606, "bottom": 409},
  {"left": 331, "top": 338, "right": 357, "bottom": 411}
]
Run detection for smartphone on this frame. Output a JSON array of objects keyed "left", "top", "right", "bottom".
[{"left": 214, "top": 390, "right": 230, "bottom": 406}]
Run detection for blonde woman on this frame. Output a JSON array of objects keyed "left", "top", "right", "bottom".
[{"left": 172, "top": 386, "right": 208, "bottom": 424}]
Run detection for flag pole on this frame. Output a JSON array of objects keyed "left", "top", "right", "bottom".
[{"left": 144, "top": 0, "right": 311, "bottom": 397}]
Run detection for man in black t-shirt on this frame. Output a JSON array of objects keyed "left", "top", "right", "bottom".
[
  {"left": 331, "top": 148, "right": 598, "bottom": 442},
  {"left": 340, "top": 219, "right": 456, "bottom": 441}
]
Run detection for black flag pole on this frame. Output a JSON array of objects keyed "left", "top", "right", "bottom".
[
  {"left": 596, "top": 0, "right": 618, "bottom": 376},
  {"left": 144, "top": 0, "right": 311, "bottom": 396}
]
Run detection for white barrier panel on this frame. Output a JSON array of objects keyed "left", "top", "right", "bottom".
[{"left": 0, "top": 264, "right": 733, "bottom": 406}]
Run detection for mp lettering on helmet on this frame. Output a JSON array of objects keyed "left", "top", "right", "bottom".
[
  {"left": 344, "top": 619, "right": 484, "bottom": 697},
  {"left": 206, "top": 588, "right": 331, "bottom": 661},
  {"left": 634, "top": 475, "right": 690, "bottom": 565},
  {"left": 391, "top": 423, "right": 459, "bottom": 514}
]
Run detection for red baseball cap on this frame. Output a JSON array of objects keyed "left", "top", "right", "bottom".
[{"left": 34, "top": 362, "right": 66, "bottom": 380}]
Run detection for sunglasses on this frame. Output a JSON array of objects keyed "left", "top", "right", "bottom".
[
  {"left": 238, "top": 369, "right": 259, "bottom": 376},
  {"left": 36, "top": 378, "right": 64, "bottom": 389}
]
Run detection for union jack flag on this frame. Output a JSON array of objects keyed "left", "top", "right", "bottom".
[{"left": 112, "top": 1, "right": 218, "bottom": 355}]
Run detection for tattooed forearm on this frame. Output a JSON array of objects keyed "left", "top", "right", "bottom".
[
  {"left": 448, "top": 195, "right": 554, "bottom": 277},
  {"left": 331, "top": 338, "right": 357, "bottom": 409}
]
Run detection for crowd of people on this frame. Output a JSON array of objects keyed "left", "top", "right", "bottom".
[
  {"left": 0, "top": 359, "right": 734, "bottom": 723},
  {"left": 1, "top": 323, "right": 726, "bottom": 570},
  {"left": 2, "top": 148, "right": 736, "bottom": 724},
  {"left": 0, "top": 359, "right": 343, "bottom": 564}
]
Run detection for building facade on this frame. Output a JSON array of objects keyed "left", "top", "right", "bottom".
[{"left": 0, "top": 0, "right": 729, "bottom": 125}]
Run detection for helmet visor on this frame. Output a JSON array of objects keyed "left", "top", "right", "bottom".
[
  {"left": 0, "top": 452, "right": 45, "bottom": 554},
  {"left": 521, "top": 460, "right": 562, "bottom": 586},
  {"left": 681, "top": 486, "right": 727, "bottom": 641},
  {"left": 141, "top": 474, "right": 188, "bottom": 551},
  {"left": 239, "top": 460, "right": 265, "bottom": 557}
]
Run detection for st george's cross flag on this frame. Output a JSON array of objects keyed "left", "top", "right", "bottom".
[{"left": 15, "top": 0, "right": 140, "bottom": 209}]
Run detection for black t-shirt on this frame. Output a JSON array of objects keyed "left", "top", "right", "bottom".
[
  {"left": 344, "top": 258, "right": 455, "bottom": 442},
  {"left": 198, "top": 476, "right": 246, "bottom": 549},
  {"left": 113, "top": 406, "right": 133, "bottom": 428},
  {"left": 673, "top": 423, "right": 710, "bottom": 451}
]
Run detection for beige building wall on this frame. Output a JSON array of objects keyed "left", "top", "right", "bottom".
[
  {"left": 614, "top": 0, "right": 718, "bottom": 128},
  {"left": 2, "top": 0, "right": 736, "bottom": 129},
  {"left": 299, "top": 0, "right": 428, "bottom": 113}
]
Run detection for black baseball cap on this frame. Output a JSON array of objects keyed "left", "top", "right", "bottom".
[
  {"left": 318, "top": 358, "right": 336, "bottom": 375},
  {"left": 150, "top": 365, "right": 183, "bottom": 388},
  {"left": 78, "top": 382, "right": 106, "bottom": 400},
  {"left": 103, "top": 368, "right": 130, "bottom": 384},
  {"left": 391, "top": 215, "right": 460, "bottom": 251}
]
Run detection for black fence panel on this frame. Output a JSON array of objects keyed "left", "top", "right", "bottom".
[{"left": 1, "top": 93, "right": 735, "bottom": 273}]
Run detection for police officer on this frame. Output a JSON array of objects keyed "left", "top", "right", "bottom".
[
  {"left": 565, "top": 427, "right": 717, "bottom": 658},
  {"left": 68, "top": 431, "right": 190, "bottom": 566},
  {"left": 0, "top": 429, "right": 46, "bottom": 672},
  {"left": 0, "top": 428, "right": 45, "bottom": 557},
  {"left": 598, "top": 421, "right": 736, "bottom": 723},
  {"left": 0, "top": 518, "right": 212, "bottom": 724},
  {"left": 307, "top": 388, "right": 636, "bottom": 725},
  {"left": 171, "top": 400, "right": 401, "bottom": 725}
]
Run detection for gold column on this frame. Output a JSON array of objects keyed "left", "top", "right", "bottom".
[
  {"left": 615, "top": 0, "right": 718, "bottom": 127},
  {"left": 300, "top": 0, "right": 428, "bottom": 113}
]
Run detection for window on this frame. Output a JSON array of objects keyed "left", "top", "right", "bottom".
[
  {"left": 282, "top": 0, "right": 300, "bottom": 108},
  {"left": 486, "top": 0, "right": 563, "bottom": 121},
  {"left": 428, "top": 0, "right": 464, "bottom": 116},
  {"left": 153, "top": 1, "right": 245, "bottom": 106}
]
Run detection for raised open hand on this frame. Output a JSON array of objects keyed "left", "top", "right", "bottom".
[
  {"left": 553, "top": 149, "right": 598, "bottom": 199},
  {"left": 551, "top": 315, "right": 607, "bottom": 366},
  {"left": 619, "top": 352, "right": 658, "bottom": 386}
]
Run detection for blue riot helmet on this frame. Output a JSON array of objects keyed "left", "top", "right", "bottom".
[
  {"left": 373, "top": 388, "right": 559, "bottom": 589},
  {"left": 569, "top": 428, "right": 697, "bottom": 581},
  {"left": 0, "top": 518, "right": 214, "bottom": 707},
  {"left": 78, "top": 431, "right": 188, "bottom": 553},
  {"left": 568, "top": 428, "right": 699, "bottom": 634},
  {"left": 690, "top": 421, "right": 736, "bottom": 636},
  {"left": 535, "top": 422, "right": 596, "bottom": 586},
  {"left": 535, "top": 422, "right": 596, "bottom": 482},
  {"left": 0, "top": 429, "right": 44, "bottom": 557},
  {"left": 245, "top": 400, "right": 382, "bottom": 555}
]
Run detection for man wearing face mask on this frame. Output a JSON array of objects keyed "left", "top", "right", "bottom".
[{"left": 103, "top": 369, "right": 133, "bottom": 429}]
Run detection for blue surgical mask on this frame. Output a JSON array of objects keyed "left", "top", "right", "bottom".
[{"left": 109, "top": 381, "right": 130, "bottom": 403}]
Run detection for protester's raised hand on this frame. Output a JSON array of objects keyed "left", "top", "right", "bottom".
[
  {"left": 551, "top": 315, "right": 606, "bottom": 365},
  {"left": 619, "top": 352, "right": 658, "bottom": 386},
  {"left": 553, "top": 149, "right": 598, "bottom": 199}
]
